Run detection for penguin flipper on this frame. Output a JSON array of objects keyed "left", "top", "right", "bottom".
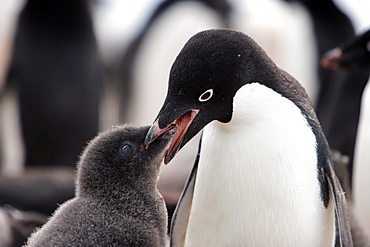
[
  {"left": 170, "top": 136, "right": 202, "bottom": 247},
  {"left": 325, "top": 159, "right": 353, "bottom": 247}
]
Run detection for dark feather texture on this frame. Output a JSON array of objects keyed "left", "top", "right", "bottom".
[{"left": 26, "top": 125, "right": 172, "bottom": 246}]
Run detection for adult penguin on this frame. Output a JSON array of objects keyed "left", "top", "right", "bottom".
[
  {"left": 144, "top": 29, "right": 352, "bottom": 246},
  {"left": 283, "top": 0, "right": 366, "bottom": 185},
  {"left": 5, "top": 0, "right": 102, "bottom": 167},
  {"left": 321, "top": 29, "right": 370, "bottom": 239}
]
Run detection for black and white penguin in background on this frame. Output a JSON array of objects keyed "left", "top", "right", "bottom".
[
  {"left": 26, "top": 125, "right": 174, "bottom": 246},
  {"left": 4, "top": 0, "right": 102, "bottom": 167},
  {"left": 321, "top": 29, "right": 370, "bottom": 239},
  {"left": 0, "top": 0, "right": 102, "bottom": 223},
  {"left": 145, "top": 29, "right": 353, "bottom": 246},
  {"left": 283, "top": 0, "right": 368, "bottom": 184}
]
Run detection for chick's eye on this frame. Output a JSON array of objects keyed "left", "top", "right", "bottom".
[
  {"left": 120, "top": 144, "right": 134, "bottom": 158},
  {"left": 198, "top": 89, "right": 213, "bottom": 102}
]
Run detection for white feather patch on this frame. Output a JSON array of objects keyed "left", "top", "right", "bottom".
[{"left": 184, "top": 83, "right": 335, "bottom": 246}]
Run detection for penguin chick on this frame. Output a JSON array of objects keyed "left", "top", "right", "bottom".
[{"left": 26, "top": 125, "right": 174, "bottom": 247}]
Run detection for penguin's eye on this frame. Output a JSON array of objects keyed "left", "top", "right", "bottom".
[
  {"left": 367, "top": 40, "right": 370, "bottom": 52},
  {"left": 120, "top": 144, "right": 134, "bottom": 158},
  {"left": 198, "top": 89, "right": 213, "bottom": 102}
]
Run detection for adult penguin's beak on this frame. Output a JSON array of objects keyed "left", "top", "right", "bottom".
[{"left": 144, "top": 109, "right": 199, "bottom": 164}]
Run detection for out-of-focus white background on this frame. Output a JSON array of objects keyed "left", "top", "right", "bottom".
[{"left": 335, "top": 0, "right": 370, "bottom": 31}]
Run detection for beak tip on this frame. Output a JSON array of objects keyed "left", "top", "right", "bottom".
[
  {"left": 144, "top": 123, "right": 158, "bottom": 147},
  {"left": 144, "top": 120, "right": 178, "bottom": 148},
  {"left": 163, "top": 155, "right": 171, "bottom": 165}
]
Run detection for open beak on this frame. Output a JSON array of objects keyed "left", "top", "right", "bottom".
[
  {"left": 321, "top": 48, "right": 342, "bottom": 70},
  {"left": 144, "top": 109, "right": 199, "bottom": 164}
]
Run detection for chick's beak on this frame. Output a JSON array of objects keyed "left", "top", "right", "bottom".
[{"left": 144, "top": 120, "right": 176, "bottom": 148}]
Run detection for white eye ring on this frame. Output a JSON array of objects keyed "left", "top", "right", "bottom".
[{"left": 198, "top": 89, "right": 213, "bottom": 102}]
